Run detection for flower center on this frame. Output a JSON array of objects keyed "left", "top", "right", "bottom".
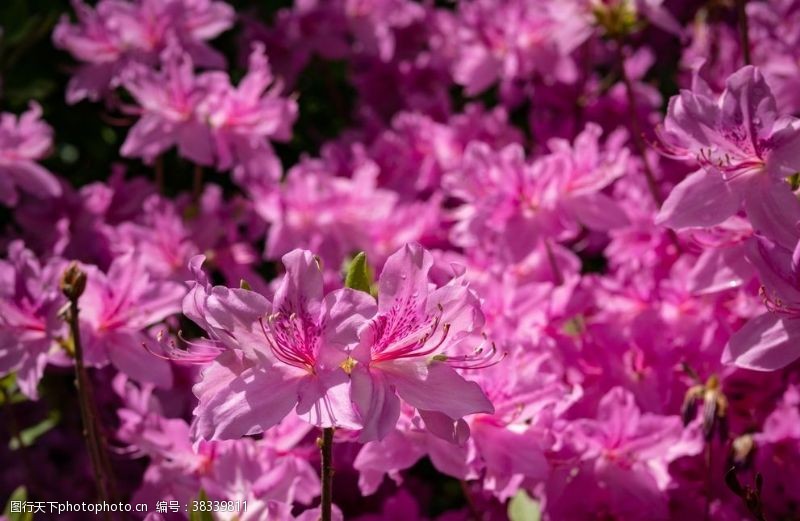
[{"left": 259, "top": 309, "right": 320, "bottom": 372}]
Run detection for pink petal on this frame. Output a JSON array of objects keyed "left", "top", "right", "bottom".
[
  {"left": 453, "top": 45, "right": 500, "bottom": 96},
  {"left": 745, "top": 237, "right": 800, "bottom": 305},
  {"left": 742, "top": 177, "right": 800, "bottom": 250},
  {"left": 130, "top": 280, "right": 186, "bottom": 330},
  {"left": 177, "top": 122, "right": 215, "bottom": 166},
  {"left": 205, "top": 285, "right": 270, "bottom": 332},
  {"left": 767, "top": 124, "right": 800, "bottom": 178},
  {"left": 418, "top": 409, "right": 471, "bottom": 445},
  {"left": 320, "top": 288, "right": 377, "bottom": 351},
  {"left": 568, "top": 193, "right": 629, "bottom": 231},
  {"left": 120, "top": 114, "right": 177, "bottom": 162},
  {"left": 353, "top": 432, "right": 425, "bottom": 495},
  {"left": 472, "top": 421, "right": 549, "bottom": 484},
  {"left": 385, "top": 361, "right": 494, "bottom": 420},
  {"left": 720, "top": 66, "right": 777, "bottom": 151},
  {"left": 107, "top": 332, "right": 173, "bottom": 388},
  {"left": 687, "top": 243, "right": 753, "bottom": 295},
  {"left": 656, "top": 169, "right": 740, "bottom": 229},
  {"left": 192, "top": 364, "right": 300, "bottom": 440},
  {"left": 273, "top": 249, "right": 324, "bottom": 316},
  {"left": 664, "top": 91, "right": 720, "bottom": 150},
  {"left": 296, "top": 369, "right": 361, "bottom": 429},
  {"left": 7, "top": 162, "right": 62, "bottom": 199},
  {"left": 377, "top": 242, "right": 432, "bottom": 314},
  {"left": 723, "top": 313, "right": 800, "bottom": 370},
  {"left": 351, "top": 368, "right": 401, "bottom": 442}
]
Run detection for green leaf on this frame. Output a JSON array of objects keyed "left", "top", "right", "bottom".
[
  {"left": 3, "top": 486, "right": 33, "bottom": 521},
  {"left": 0, "top": 374, "right": 28, "bottom": 406},
  {"left": 188, "top": 489, "right": 215, "bottom": 521},
  {"left": 344, "top": 252, "right": 372, "bottom": 294},
  {"left": 508, "top": 490, "right": 541, "bottom": 521},
  {"left": 10, "top": 410, "right": 60, "bottom": 450}
]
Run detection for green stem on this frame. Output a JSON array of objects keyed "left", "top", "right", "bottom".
[
  {"left": 62, "top": 267, "right": 117, "bottom": 521},
  {"left": 192, "top": 164, "right": 204, "bottom": 203},
  {"left": 460, "top": 480, "right": 482, "bottom": 521},
  {"left": 616, "top": 42, "right": 683, "bottom": 253},
  {"left": 319, "top": 427, "right": 334, "bottom": 521},
  {"left": 704, "top": 442, "right": 713, "bottom": 521},
  {"left": 736, "top": 0, "right": 751, "bottom": 65},
  {"left": 155, "top": 156, "right": 164, "bottom": 194}
]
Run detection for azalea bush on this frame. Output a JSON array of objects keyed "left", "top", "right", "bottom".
[{"left": 2, "top": 0, "right": 800, "bottom": 520}]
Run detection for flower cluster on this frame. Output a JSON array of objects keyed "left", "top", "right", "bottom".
[{"left": 2, "top": 0, "right": 800, "bottom": 520}]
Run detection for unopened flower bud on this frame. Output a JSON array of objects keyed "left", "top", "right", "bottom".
[{"left": 60, "top": 262, "right": 87, "bottom": 300}]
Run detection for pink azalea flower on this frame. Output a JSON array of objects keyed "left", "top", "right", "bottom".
[
  {"left": 656, "top": 65, "right": 800, "bottom": 249},
  {"left": 353, "top": 408, "right": 478, "bottom": 494},
  {"left": 447, "top": 124, "right": 629, "bottom": 261},
  {"left": 53, "top": 0, "right": 234, "bottom": 104},
  {"left": 468, "top": 352, "right": 580, "bottom": 499},
  {"left": 79, "top": 252, "right": 186, "bottom": 387},
  {"left": 442, "top": 0, "right": 592, "bottom": 95},
  {"left": 121, "top": 43, "right": 297, "bottom": 182},
  {"left": 186, "top": 249, "right": 376, "bottom": 440},
  {"left": 13, "top": 167, "right": 155, "bottom": 269},
  {"left": 348, "top": 243, "right": 495, "bottom": 442},
  {"left": 724, "top": 237, "right": 800, "bottom": 370},
  {"left": 684, "top": 216, "right": 754, "bottom": 295},
  {"left": 115, "top": 375, "right": 320, "bottom": 515},
  {"left": 258, "top": 157, "right": 397, "bottom": 267},
  {"left": 0, "top": 103, "right": 61, "bottom": 206},
  {"left": 0, "top": 242, "right": 66, "bottom": 399},
  {"left": 120, "top": 43, "right": 218, "bottom": 165},
  {"left": 546, "top": 387, "right": 702, "bottom": 520},
  {"left": 204, "top": 43, "right": 298, "bottom": 182},
  {"left": 344, "top": 0, "right": 427, "bottom": 62}
]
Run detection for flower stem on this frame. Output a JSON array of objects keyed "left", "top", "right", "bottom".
[
  {"left": 319, "top": 427, "right": 334, "bottom": 521},
  {"left": 155, "top": 156, "right": 164, "bottom": 194},
  {"left": 616, "top": 44, "right": 663, "bottom": 208},
  {"left": 704, "top": 442, "right": 713, "bottom": 521},
  {"left": 736, "top": 0, "right": 751, "bottom": 65},
  {"left": 192, "top": 164, "right": 204, "bottom": 203},
  {"left": 61, "top": 265, "right": 117, "bottom": 521},
  {"left": 616, "top": 43, "right": 683, "bottom": 253},
  {"left": 459, "top": 480, "right": 482, "bottom": 521}
]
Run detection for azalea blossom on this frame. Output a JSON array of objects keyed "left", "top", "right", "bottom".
[
  {"left": 121, "top": 42, "right": 297, "bottom": 184},
  {"left": 0, "top": 103, "right": 61, "bottom": 207},
  {"left": 53, "top": 0, "right": 234, "bottom": 104},
  {"left": 78, "top": 252, "right": 186, "bottom": 387},
  {"left": 186, "top": 249, "right": 375, "bottom": 440},
  {"left": 348, "top": 243, "right": 496, "bottom": 442},
  {"left": 724, "top": 236, "right": 800, "bottom": 371},
  {"left": 6, "top": 0, "right": 800, "bottom": 518},
  {"left": 656, "top": 65, "right": 800, "bottom": 249},
  {"left": 0, "top": 242, "right": 66, "bottom": 399}
]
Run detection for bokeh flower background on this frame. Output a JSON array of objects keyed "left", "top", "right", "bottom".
[{"left": 2, "top": 0, "right": 800, "bottom": 520}]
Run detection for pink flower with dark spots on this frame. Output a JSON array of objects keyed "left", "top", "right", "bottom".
[
  {"left": 657, "top": 65, "right": 800, "bottom": 249},
  {"left": 348, "top": 243, "right": 496, "bottom": 442},
  {"left": 186, "top": 249, "right": 375, "bottom": 440}
]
